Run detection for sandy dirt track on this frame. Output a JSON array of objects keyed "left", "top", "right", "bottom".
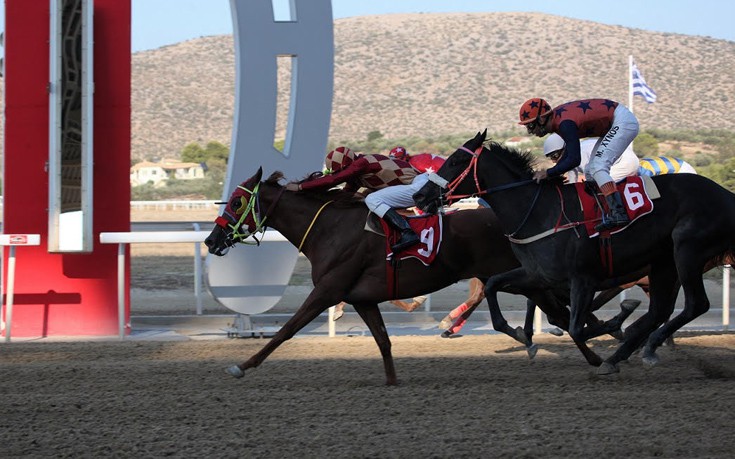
[{"left": 1, "top": 332, "right": 734, "bottom": 457}]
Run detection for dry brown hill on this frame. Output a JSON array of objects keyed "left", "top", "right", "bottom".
[{"left": 24, "top": 12, "right": 735, "bottom": 161}]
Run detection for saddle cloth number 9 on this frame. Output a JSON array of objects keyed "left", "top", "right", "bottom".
[{"left": 417, "top": 227, "right": 435, "bottom": 258}]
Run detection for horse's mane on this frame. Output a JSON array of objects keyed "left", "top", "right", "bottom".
[
  {"left": 266, "top": 171, "right": 364, "bottom": 208},
  {"left": 485, "top": 141, "right": 538, "bottom": 177}
]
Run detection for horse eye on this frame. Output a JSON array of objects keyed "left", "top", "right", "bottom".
[{"left": 230, "top": 198, "right": 241, "bottom": 210}]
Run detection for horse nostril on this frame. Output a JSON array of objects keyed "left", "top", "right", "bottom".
[{"left": 204, "top": 237, "right": 213, "bottom": 248}]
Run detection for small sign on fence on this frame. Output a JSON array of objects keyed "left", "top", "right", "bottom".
[{"left": 0, "top": 234, "right": 41, "bottom": 246}]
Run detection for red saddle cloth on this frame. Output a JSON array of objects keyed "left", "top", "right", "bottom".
[
  {"left": 574, "top": 176, "right": 654, "bottom": 237},
  {"left": 380, "top": 214, "right": 442, "bottom": 266}
]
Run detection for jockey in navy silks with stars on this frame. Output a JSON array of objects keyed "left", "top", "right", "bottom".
[{"left": 519, "top": 97, "right": 640, "bottom": 231}]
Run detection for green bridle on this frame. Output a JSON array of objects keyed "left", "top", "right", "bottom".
[{"left": 227, "top": 182, "right": 268, "bottom": 245}]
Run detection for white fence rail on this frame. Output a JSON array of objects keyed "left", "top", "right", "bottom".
[
  {"left": 105, "top": 226, "right": 733, "bottom": 340},
  {"left": 2, "top": 220, "right": 731, "bottom": 341},
  {"left": 100, "top": 228, "right": 290, "bottom": 339},
  {"left": 130, "top": 200, "right": 218, "bottom": 211}
]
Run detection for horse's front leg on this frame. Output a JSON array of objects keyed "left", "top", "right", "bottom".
[
  {"left": 485, "top": 268, "right": 543, "bottom": 355},
  {"left": 530, "top": 290, "right": 604, "bottom": 366},
  {"left": 353, "top": 303, "right": 397, "bottom": 385},
  {"left": 567, "top": 276, "right": 600, "bottom": 343},
  {"left": 226, "top": 286, "right": 344, "bottom": 379},
  {"left": 518, "top": 299, "right": 540, "bottom": 358}
]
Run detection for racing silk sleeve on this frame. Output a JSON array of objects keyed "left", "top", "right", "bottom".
[
  {"left": 299, "top": 157, "right": 369, "bottom": 191},
  {"left": 547, "top": 120, "right": 581, "bottom": 177},
  {"left": 299, "top": 155, "right": 415, "bottom": 192},
  {"left": 358, "top": 155, "right": 417, "bottom": 189}
]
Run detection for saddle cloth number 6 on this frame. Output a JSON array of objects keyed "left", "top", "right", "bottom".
[{"left": 623, "top": 182, "right": 645, "bottom": 211}]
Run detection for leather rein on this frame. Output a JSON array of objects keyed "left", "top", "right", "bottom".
[{"left": 430, "top": 145, "right": 577, "bottom": 242}]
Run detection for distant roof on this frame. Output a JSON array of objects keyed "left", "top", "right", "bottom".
[{"left": 131, "top": 160, "right": 202, "bottom": 172}]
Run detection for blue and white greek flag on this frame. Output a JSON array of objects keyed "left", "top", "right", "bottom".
[{"left": 632, "top": 61, "right": 657, "bottom": 103}]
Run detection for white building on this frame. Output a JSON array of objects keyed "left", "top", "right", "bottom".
[{"left": 130, "top": 160, "right": 205, "bottom": 187}]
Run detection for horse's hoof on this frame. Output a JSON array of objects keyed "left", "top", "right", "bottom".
[
  {"left": 620, "top": 299, "right": 641, "bottom": 312},
  {"left": 440, "top": 330, "right": 453, "bottom": 338},
  {"left": 641, "top": 349, "right": 660, "bottom": 367},
  {"left": 333, "top": 309, "right": 344, "bottom": 321},
  {"left": 438, "top": 317, "right": 453, "bottom": 329},
  {"left": 526, "top": 343, "right": 539, "bottom": 359},
  {"left": 597, "top": 362, "right": 619, "bottom": 375},
  {"left": 514, "top": 326, "right": 530, "bottom": 345},
  {"left": 412, "top": 295, "right": 428, "bottom": 308},
  {"left": 226, "top": 365, "right": 245, "bottom": 378},
  {"left": 548, "top": 327, "right": 564, "bottom": 337}
]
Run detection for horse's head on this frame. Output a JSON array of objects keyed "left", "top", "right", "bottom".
[
  {"left": 205, "top": 167, "right": 265, "bottom": 256},
  {"left": 414, "top": 130, "right": 539, "bottom": 214},
  {"left": 413, "top": 129, "right": 487, "bottom": 214}
]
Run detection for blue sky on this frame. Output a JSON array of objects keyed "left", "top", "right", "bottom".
[
  {"left": 129, "top": 0, "right": 735, "bottom": 52},
  {"left": 0, "top": 1, "right": 731, "bottom": 52}
]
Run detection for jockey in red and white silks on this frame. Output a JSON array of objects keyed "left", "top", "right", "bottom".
[
  {"left": 287, "top": 146, "right": 425, "bottom": 252},
  {"left": 364, "top": 173, "right": 429, "bottom": 219}
]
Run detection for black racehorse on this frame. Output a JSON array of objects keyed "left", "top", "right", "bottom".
[
  {"left": 414, "top": 130, "right": 735, "bottom": 374},
  {"left": 205, "top": 168, "right": 633, "bottom": 384}
]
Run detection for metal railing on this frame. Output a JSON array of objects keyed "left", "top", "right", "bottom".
[{"left": 130, "top": 200, "right": 218, "bottom": 210}]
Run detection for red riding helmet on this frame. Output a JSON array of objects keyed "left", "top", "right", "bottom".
[
  {"left": 325, "top": 146, "right": 356, "bottom": 173},
  {"left": 389, "top": 146, "right": 409, "bottom": 162},
  {"left": 518, "top": 98, "right": 552, "bottom": 125}
]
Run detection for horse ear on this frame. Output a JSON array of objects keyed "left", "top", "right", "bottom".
[
  {"left": 473, "top": 130, "right": 487, "bottom": 145},
  {"left": 254, "top": 167, "right": 263, "bottom": 182}
]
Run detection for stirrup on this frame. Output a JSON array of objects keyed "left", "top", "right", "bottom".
[
  {"left": 595, "top": 215, "right": 629, "bottom": 232},
  {"left": 390, "top": 233, "right": 419, "bottom": 253}
]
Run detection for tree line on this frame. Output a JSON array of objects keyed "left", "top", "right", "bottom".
[{"left": 131, "top": 129, "right": 735, "bottom": 200}]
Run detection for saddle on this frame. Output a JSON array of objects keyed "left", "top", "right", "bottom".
[
  {"left": 575, "top": 176, "right": 658, "bottom": 238},
  {"left": 365, "top": 212, "right": 442, "bottom": 300},
  {"left": 364, "top": 212, "right": 442, "bottom": 266}
]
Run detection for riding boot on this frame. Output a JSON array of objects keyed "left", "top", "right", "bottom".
[
  {"left": 383, "top": 208, "right": 420, "bottom": 253},
  {"left": 595, "top": 191, "right": 630, "bottom": 232}
]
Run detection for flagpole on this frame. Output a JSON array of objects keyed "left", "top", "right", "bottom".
[{"left": 628, "top": 55, "right": 634, "bottom": 113}]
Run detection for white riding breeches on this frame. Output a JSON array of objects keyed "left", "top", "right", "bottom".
[
  {"left": 365, "top": 173, "right": 429, "bottom": 217},
  {"left": 584, "top": 104, "right": 640, "bottom": 186},
  {"left": 610, "top": 145, "right": 640, "bottom": 182}
]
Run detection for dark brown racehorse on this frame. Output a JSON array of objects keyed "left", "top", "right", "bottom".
[
  {"left": 414, "top": 130, "right": 735, "bottom": 374},
  {"left": 205, "top": 168, "right": 627, "bottom": 384}
]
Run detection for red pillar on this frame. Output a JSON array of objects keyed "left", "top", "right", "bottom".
[{"left": 3, "top": 0, "right": 131, "bottom": 337}]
